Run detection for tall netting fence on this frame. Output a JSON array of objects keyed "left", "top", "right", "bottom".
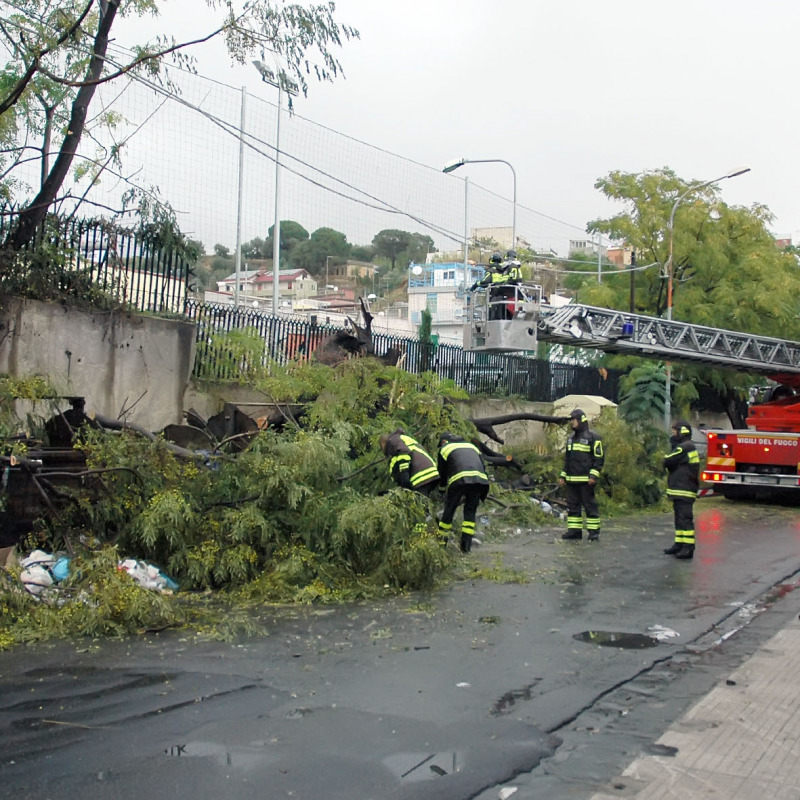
[{"left": 30, "top": 63, "right": 587, "bottom": 257}]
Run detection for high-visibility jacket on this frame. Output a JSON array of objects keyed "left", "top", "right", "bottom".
[
  {"left": 561, "top": 423, "right": 604, "bottom": 483},
  {"left": 385, "top": 433, "right": 439, "bottom": 490},
  {"left": 474, "top": 267, "right": 505, "bottom": 289},
  {"left": 664, "top": 435, "right": 700, "bottom": 499},
  {"left": 437, "top": 439, "right": 489, "bottom": 489}
]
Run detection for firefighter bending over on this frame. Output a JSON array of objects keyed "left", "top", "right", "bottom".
[
  {"left": 379, "top": 429, "right": 440, "bottom": 496},
  {"left": 436, "top": 432, "right": 489, "bottom": 553}
]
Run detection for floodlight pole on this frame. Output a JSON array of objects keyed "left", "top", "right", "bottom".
[
  {"left": 253, "top": 60, "right": 298, "bottom": 314},
  {"left": 443, "top": 157, "right": 517, "bottom": 251}
]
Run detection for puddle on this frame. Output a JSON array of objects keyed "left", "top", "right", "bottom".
[
  {"left": 164, "top": 740, "right": 271, "bottom": 770},
  {"left": 383, "top": 751, "right": 462, "bottom": 782},
  {"left": 573, "top": 631, "right": 659, "bottom": 649}
]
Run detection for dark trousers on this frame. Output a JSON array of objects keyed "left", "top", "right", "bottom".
[
  {"left": 671, "top": 497, "right": 696, "bottom": 546},
  {"left": 489, "top": 287, "right": 514, "bottom": 320},
  {"left": 565, "top": 482, "right": 600, "bottom": 535},
  {"left": 438, "top": 483, "right": 488, "bottom": 550}
]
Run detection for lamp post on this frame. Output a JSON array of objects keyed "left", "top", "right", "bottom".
[
  {"left": 443, "top": 157, "right": 517, "bottom": 252},
  {"left": 663, "top": 166, "right": 750, "bottom": 429},
  {"left": 253, "top": 60, "right": 298, "bottom": 314}
]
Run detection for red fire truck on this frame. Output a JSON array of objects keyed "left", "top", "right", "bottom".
[
  {"left": 702, "top": 379, "right": 800, "bottom": 498},
  {"left": 464, "top": 291, "right": 800, "bottom": 499}
]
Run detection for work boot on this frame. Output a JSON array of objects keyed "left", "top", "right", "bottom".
[
  {"left": 587, "top": 532, "right": 600, "bottom": 542},
  {"left": 663, "top": 543, "right": 682, "bottom": 555},
  {"left": 675, "top": 545, "right": 695, "bottom": 560},
  {"left": 459, "top": 533, "right": 473, "bottom": 553},
  {"left": 561, "top": 530, "right": 582, "bottom": 541}
]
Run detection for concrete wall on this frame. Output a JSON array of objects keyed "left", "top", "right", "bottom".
[{"left": 0, "top": 297, "right": 195, "bottom": 430}]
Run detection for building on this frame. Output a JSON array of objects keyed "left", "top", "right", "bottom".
[
  {"left": 569, "top": 239, "right": 607, "bottom": 258},
  {"left": 208, "top": 268, "right": 317, "bottom": 308},
  {"left": 406, "top": 261, "right": 485, "bottom": 345},
  {"left": 606, "top": 246, "right": 634, "bottom": 267}
]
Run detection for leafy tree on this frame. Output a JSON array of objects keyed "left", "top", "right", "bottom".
[
  {"left": 372, "top": 229, "right": 436, "bottom": 270},
  {"left": 372, "top": 229, "right": 411, "bottom": 270},
  {"left": 406, "top": 232, "right": 436, "bottom": 263},
  {"left": 583, "top": 168, "right": 800, "bottom": 426},
  {"left": 241, "top": 237, "right": 269, "bottom": 260},
  {"left": 351, "top": 244, "right": 376, "bottom": 263},
  {"left": 214, "top": 243, "right": 231, "bottom": 259},
  {"left": 264, "top": 220, "right": 309, "bottom": 266},
  {"left": 291, "top": 226, "right": 351, "bottom": 275},
  {"left": 0, "top": 1, "right": 359, "bottom": 251}
]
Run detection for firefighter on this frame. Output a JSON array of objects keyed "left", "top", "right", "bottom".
[
  {"left": 662, "top": 420, "right": 700, "bottom": 560},
  {"left": 503, "top": 250, "right": 524, "bottom": 284},
  {"left": 436, "top": 432, "right": 489, "bottom": 553},
  {"left": 469, "top": 252, "right": 511, "bottom": 320},
  {"left": 379, "top": 429, "right": 440, "bottom": 496},
  {"left": 559, "top": 409, "right": 604, "bottom": 541},
  {"left": 495, "top": 250, "right": 524, "bottom": 319},
  {"left": 469, "top": 251, "right": 503, "bottom": 290}
]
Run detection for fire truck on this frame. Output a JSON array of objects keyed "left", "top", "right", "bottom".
[{"left": 465, "top": 284, "right": 800, "bottom": 499}]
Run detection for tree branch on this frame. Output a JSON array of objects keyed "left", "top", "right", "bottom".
[
  {"left": 35, "top": 26, "right": 229, "bottom": 89},
  {"left": 7, "top": 0, "right": 121, "bottom": 249},
  {"left": 0, "top": 0, "right": 95, "bottom": 116}
]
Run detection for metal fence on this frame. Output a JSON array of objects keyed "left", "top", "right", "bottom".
[
  {"left": 0, "top": 208, "right": 190, "bottom": 314},
  {"left": 186, "top": 300, "right": 623, "bottom": 403}
]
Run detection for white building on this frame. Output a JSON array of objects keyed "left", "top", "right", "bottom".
[{"left": 406, "top": 261, "right": 485, "bottom": 345}]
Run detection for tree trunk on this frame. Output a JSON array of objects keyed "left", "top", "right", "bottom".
[
  {"left": 723, "top": 390, "right": 748, "bottom": 429},
  {"left": 7, "top": 1, "right": 120, "bottom": 251},
  {"left": 470, "top": 412, "right": 569, "bottom": 444}
]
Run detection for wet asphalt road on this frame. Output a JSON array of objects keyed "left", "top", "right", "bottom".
[{"left": 2, "top": 497, "right": 800, "bottom": 800}]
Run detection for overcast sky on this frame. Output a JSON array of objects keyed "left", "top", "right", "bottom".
[{"left": 125, "top": 0, "right": 800, "bottom": 242}]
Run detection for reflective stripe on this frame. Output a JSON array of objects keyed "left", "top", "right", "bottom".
[
  {"left": 667, "top": 489, "right": 697, "bottom": 499},
  {"left": 411, "top": 466, "right": 439, "bottom": 485},
  {"left": 448, "top": 469, "right": 485, "bottom": 485},
  {"left": 389, "top": 453, "right": 410, "bottom": 474},
  {"left": 569, "top": 443, "right": 591, "bottom": 452},
  {"left": 675, "top": 529, "right": 696, "bottom": 544}
]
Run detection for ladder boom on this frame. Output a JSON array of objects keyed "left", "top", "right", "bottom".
[{"left": 537, "top": 304, "right": 800, "bottom": 376}]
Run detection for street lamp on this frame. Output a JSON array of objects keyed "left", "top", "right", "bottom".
[
  {"left": 443, "top": 157, "right": 517, "bottom": 252},
  {"left": 253, "top": 60, "right": 298, "bottom": 314},
  {"left": 663, "top": 166, "right": 750, "bottom": 428}
]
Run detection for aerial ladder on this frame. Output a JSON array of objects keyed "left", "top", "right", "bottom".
[{"left": 465, "top": 284, "right": 800, "bottom": 498}]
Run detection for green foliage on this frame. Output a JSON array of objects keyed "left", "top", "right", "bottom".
[
  {"left": 618, "top": 363, "right": 667, "bottom": 426},
  {"left": 371, "top": 230, "right": 437, "bottom": 270},
  {"left": 291, "top": 227, "right": 352, "bottom": 275},
  {"left": 195, "top": 327, "right": 268, "bottom": 382},
  {"left": 0, "top": 547, "right": 181, "bottom": 645},
  {"left": 585, "top": 167, "right": 800, "bottom": 425},
  {"left": 594, "top": 411, "right": 667, "bottom": 510},
  {"left": 0, "top": 372, "right": 54, "bottom": 443}
]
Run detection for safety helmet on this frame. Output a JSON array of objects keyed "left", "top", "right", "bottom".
[
  {"left": 672, "top": 420, "right": 692, "bottom": 438},
  {"left": 505, "top": 249, "right": 517, "bottom": 259},
  {"left": 438, "top": 431, "right": 460, "bottom": 446},
  {"left": 570, "top": 409, "right": 588, "bottom": 423},
  {"left": 490, "top": 251, "right": 502, "bottom": 264}
]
